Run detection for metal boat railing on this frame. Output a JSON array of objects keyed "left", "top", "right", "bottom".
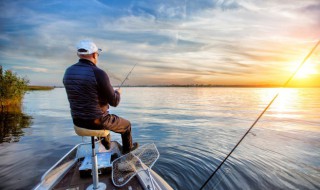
[{"left": 34, "top": 142, "right": 92, "bottom": 190}]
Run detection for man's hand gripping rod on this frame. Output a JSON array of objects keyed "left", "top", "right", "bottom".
[{"left": 119, "top": 63, "right": 138, "bottom": 89}]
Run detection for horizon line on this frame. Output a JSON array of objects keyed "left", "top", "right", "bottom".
[{"left": 30, "top": 84, "right": 320, "bottom": 88}]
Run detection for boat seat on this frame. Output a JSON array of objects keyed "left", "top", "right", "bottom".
[
  {"left": 74, "top": 125, "right": 110, "bottom": 137},
  {"left": 73, "top": 125, "right": 108, "bottom": 190}
]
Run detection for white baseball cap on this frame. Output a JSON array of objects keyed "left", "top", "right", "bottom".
[{"left": 76, "top": 40, "right": 102, "bottom": 55}]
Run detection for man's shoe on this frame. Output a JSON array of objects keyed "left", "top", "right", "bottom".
[
  {"left": 131, "top": 142, "right": 139, "bottom": 152},
  {"left": 122, "top": 142, "right": 139, "bottom": 154}
]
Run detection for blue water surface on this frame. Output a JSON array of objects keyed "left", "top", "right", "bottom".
[{"left": 0, "top": 87, "right": 319, "bottom": 189}]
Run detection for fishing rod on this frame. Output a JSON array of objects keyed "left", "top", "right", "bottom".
[
  {"left": 199, "top": 39, "right": 320, "bottom": 190},
  {"left": 119, "top": 63, "right": 138, "bottom": 89}
]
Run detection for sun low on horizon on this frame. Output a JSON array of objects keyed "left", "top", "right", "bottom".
[{"left": 287, "top": 50, "right": 320, "bottom": 87}]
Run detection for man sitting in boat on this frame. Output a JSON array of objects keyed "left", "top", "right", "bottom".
[{"left": 63, "top": 39, "right": 138, "bottom": 154}]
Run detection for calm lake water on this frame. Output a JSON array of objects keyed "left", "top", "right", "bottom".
[{"left": 0, "top": 87, "right": 319, "bottom": 190}]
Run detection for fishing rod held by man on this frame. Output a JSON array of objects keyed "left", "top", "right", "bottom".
[{"left": 119, "top": 63, "right": 138, "bottom": 89}]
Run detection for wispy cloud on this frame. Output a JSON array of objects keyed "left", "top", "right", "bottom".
[{"left": 13, "top": 66, "right": 49, "bottom": 73}]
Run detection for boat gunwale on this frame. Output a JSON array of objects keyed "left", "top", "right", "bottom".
[
  {"left": 34, "top": 142, "right": 173, "bottom": 190},
  {"left": 34, "top": 142, "right": 89, "bottom": 190}
]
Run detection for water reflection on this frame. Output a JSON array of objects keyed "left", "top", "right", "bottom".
[
  {"left": 0, "top": 111, "right": 32, "bottom": 143},
  {"left": 0, "top": 88, "right": 319, "bottom": 190},
  {"left": 271, "top": 88, "right": 300, "bottom": 119}
]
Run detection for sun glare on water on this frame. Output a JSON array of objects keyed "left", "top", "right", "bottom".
[{"left": 272, "top": 89, "right": 299, "bottom": 119}]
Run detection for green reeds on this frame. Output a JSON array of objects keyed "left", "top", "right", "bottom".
[
  {"left": 0, "top": 66, "right": 32, "bottom": 143},
  {"left": 0, "top": 65, "right": 29, "bottom": 113}
]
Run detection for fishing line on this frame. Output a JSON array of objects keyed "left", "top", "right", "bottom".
[
  {"left": 199, "top": 39, "right": 320, "bottom": 190},
  {"left": 119, "top": 63, "right": 138, "bottom": 88},
  {"left": 99, "top": 64, "right": 123, "bottom": 83}
]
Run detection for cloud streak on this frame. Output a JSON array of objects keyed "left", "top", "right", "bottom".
[{"left": 13, "top": 66, "right": 49, "bottom": 73}]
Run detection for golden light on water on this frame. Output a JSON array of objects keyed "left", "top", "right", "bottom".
[
  {"left": 258, "top": 88, "right": 320, "bottom": 133},
  {"left": 272, "top": 89, "right": 300, "bottom": 119},
  {"left": 258, "top": 88, "right": 300, "bottom": 119}
]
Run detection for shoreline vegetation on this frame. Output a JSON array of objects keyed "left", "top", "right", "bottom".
[
  {"left": 0, "top": 66, "right": 33, "bottom": 143},
  {"left": 0, "top": 66, "right": 29, "bottom": 113},
  {"left": 0, "top": 66, "right": 55, "bottom": 112}
]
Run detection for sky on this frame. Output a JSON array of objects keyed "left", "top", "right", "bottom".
[{"left": 0, "top": 0, "right": 319, "bottom": 86}]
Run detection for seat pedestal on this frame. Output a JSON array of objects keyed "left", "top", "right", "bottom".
[
  {"left": 74, "top": 126, "right": 110, "bottom": 190},
  {"left": 87, "top": 183, "right": 107, "bottom": 190}
]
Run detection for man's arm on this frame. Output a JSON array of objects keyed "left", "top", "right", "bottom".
[{"left": 93, "top": 68, "right": 120, "bottom": 107}]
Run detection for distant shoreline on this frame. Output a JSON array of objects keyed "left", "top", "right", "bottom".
[
  {"left": 27, "top": 86, "right": 55, "bottom": 91},
  {"left": 114, "top": 84, "right": 320, "bottom": 88},
  {"left": 33, "top": 85, "right": 320, "bottom": 89}
]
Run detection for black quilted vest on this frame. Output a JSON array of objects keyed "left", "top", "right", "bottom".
[{"left": 63, "top": 60, "right": 103, "bottom": 120}]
